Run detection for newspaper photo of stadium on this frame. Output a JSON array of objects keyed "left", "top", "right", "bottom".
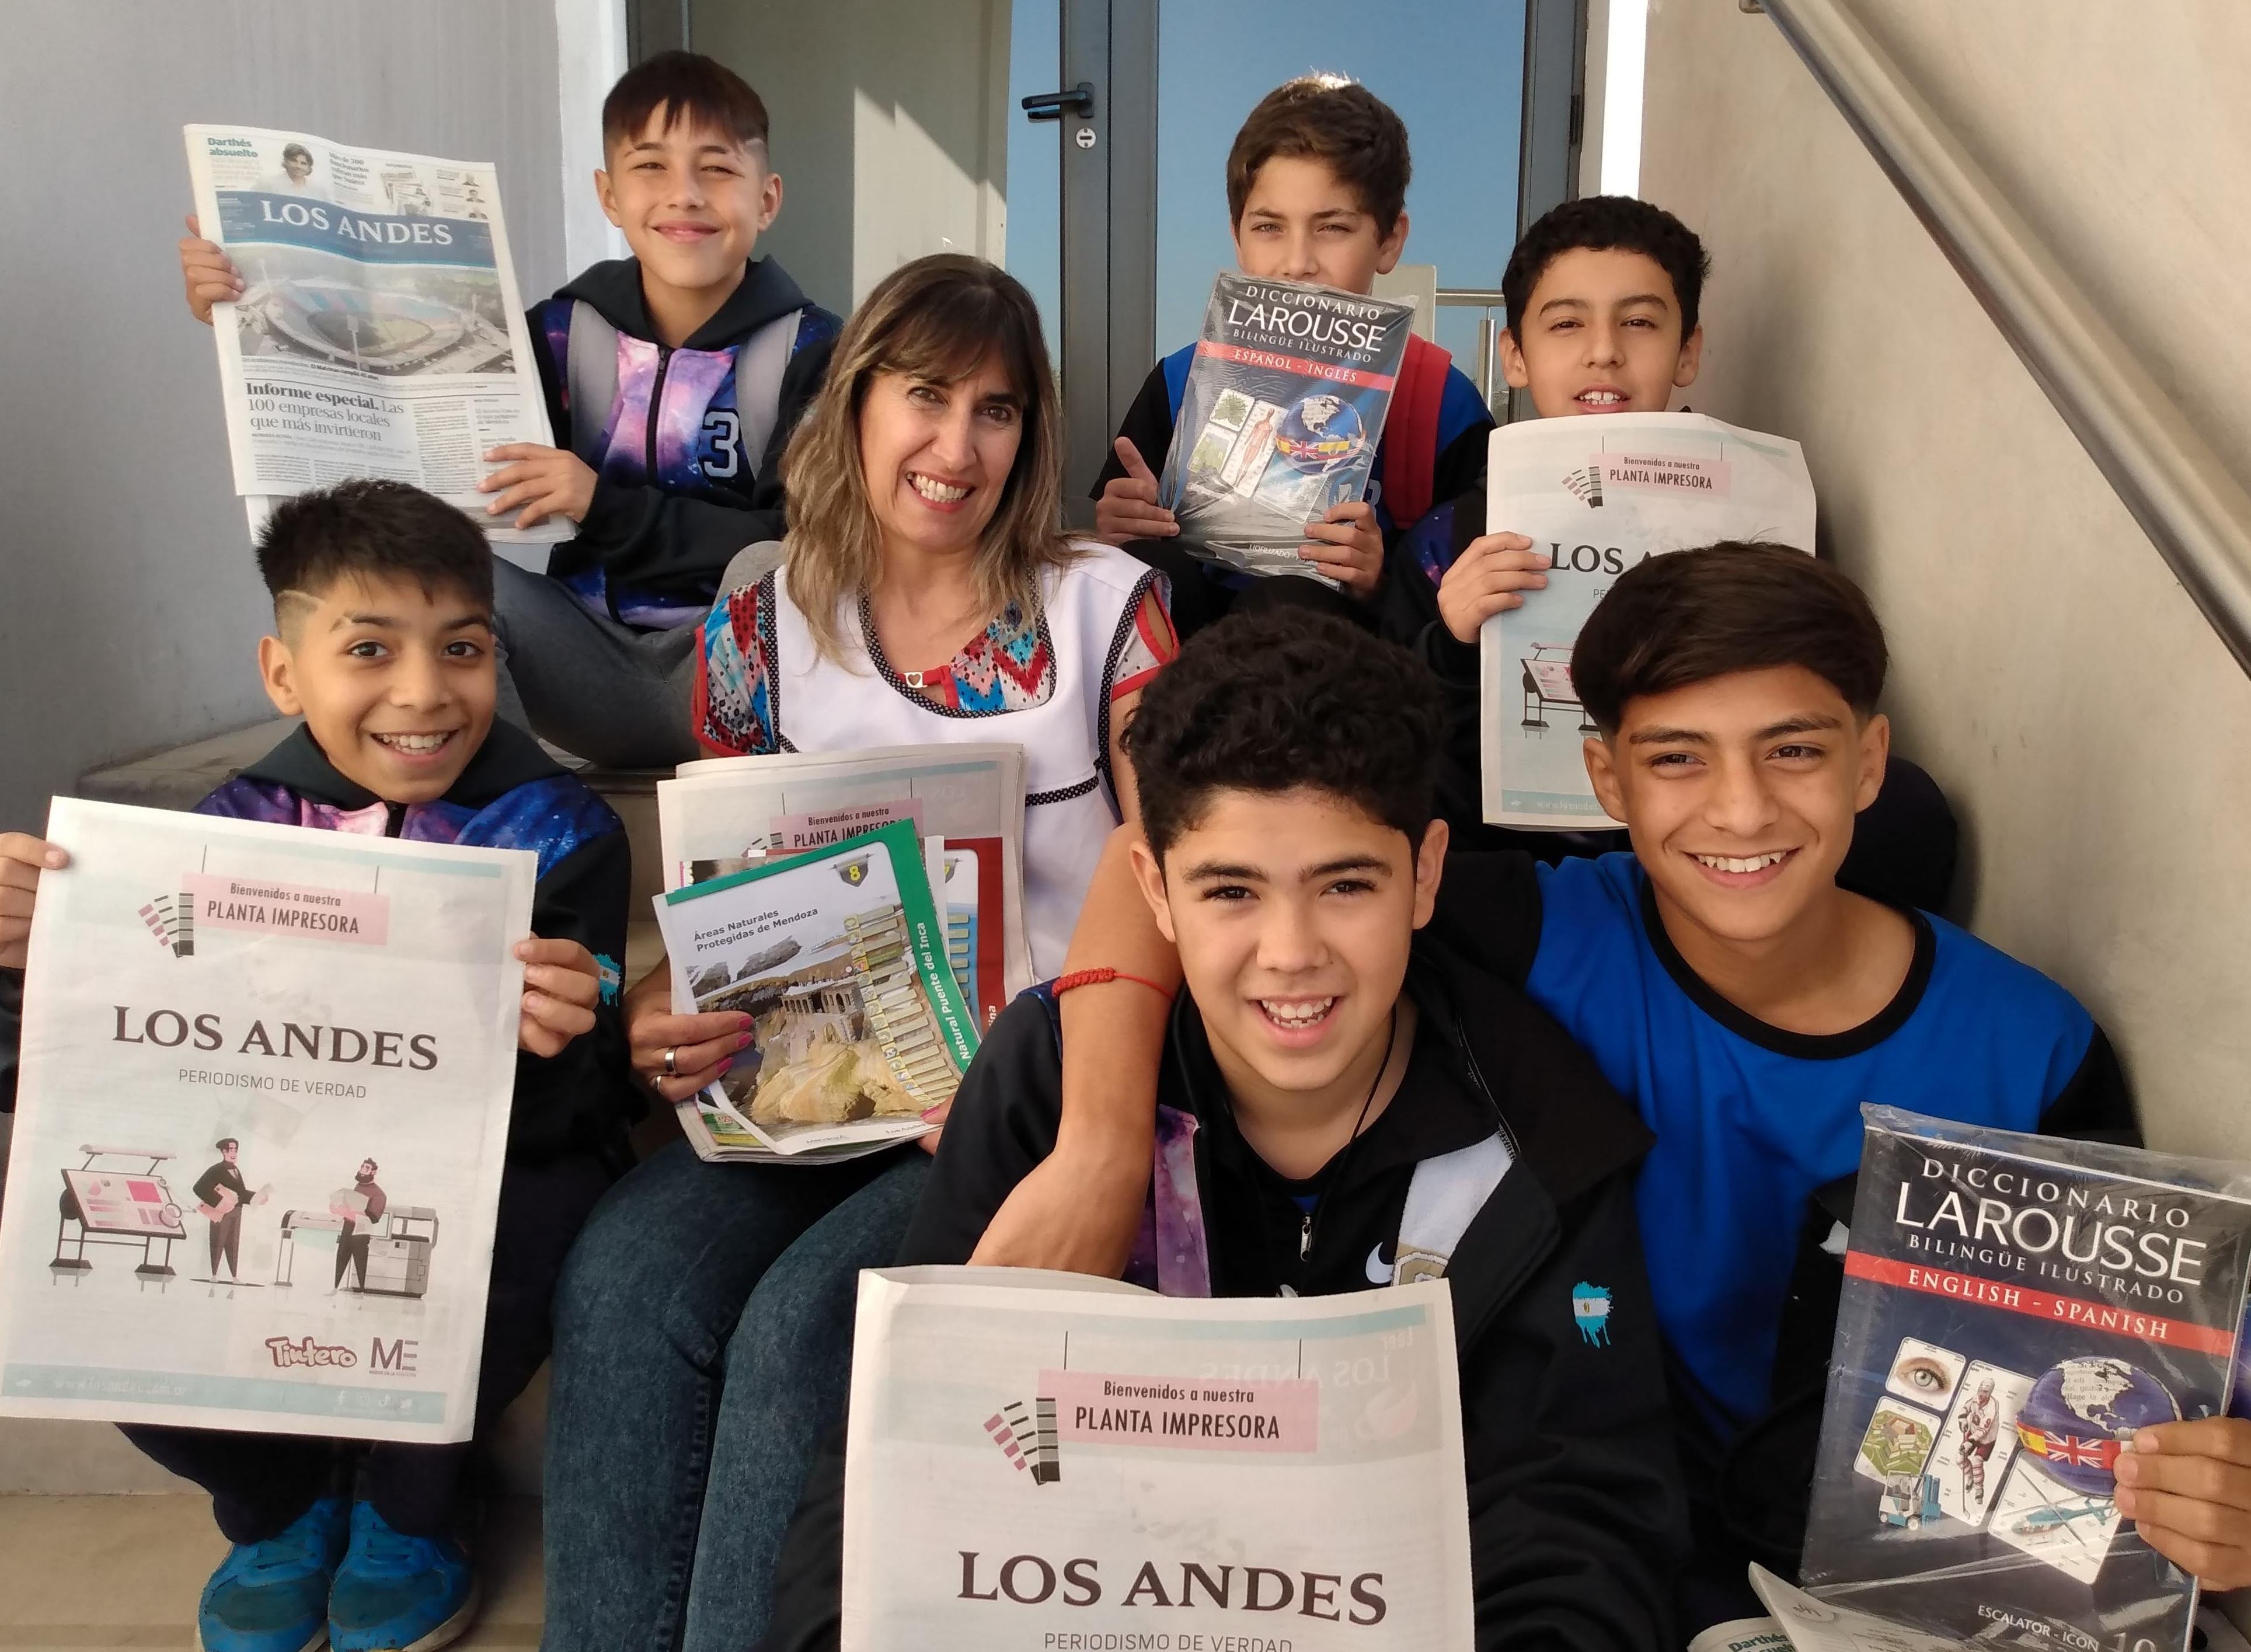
[
  {"left": 229, "top": 243, "right": 515, "bottom": 377},
  {"left": 685, "top": 903, "right": 960, "bottom": 1145}
]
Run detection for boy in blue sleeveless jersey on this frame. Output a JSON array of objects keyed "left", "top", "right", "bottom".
[
  {"left": 1091, "top": 75, "right": 1492, "bottom": 629},
  {"left": 179, "top": 53, "right": 839, "bottom": 768},
  {"left": 0, "top": 480, "right": 637, "bottom": 1652},
  {"left": 758, "top": 609, "right": 1687, "bottom": 1652}
]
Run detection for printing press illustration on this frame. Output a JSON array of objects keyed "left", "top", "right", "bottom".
[
  {"left": 50, "top": 1145, "right": 188, "bottom": 1278},
  {"left": 276, "top": 1161, "right": 438, "bottom": 1297},
  {"left": 1520, "top": 642, "right": 1597, "bottom": 733}
]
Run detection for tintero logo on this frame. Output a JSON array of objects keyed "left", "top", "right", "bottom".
[
  {"left": 1562, "top": 464, "right": 1606, "bottom": 507},
  {"left": 138, "top": 891, "right": 197, "bottom": 957},
  {"left": 983, "top": 1397, "right": 1061, "bottom": 1485}
]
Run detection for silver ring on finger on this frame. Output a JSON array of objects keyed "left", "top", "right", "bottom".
[{"left": 662, "top": 1045, "right": 679, "bottom": 1078}]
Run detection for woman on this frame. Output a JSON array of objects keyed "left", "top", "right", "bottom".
[{"left": 542, "top": 255, "right": 1174, "bottom": 1651}]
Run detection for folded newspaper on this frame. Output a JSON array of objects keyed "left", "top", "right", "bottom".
[
  {"left": 0, "top": 798, "right": 531, "bottom": 1443},
  {"left": 184, "top": 124, "right": 564, "bottom": 545},
  {"left": 652, "top": 821, "right": 980, "bottom": 1163},
  {"left": 1158, "top": 273, "right": 1414, "bottom": 582},
  {"left": 1796, "top": 1108, "right": 2251, "bottom": 1652},
  {"left": 841, "top": 1266, "right": 1475, "bottom": 1650},
  {"left": 1479, "top": 413, "right": 1816, "bottom": 828},
  {"left": 658, "top": 745, "right": 1030, "bottom": 1017}
]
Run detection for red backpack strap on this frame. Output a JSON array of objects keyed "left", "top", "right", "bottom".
[{"left": 1379, "top": 332, "right": 1452, "bottom": 529}]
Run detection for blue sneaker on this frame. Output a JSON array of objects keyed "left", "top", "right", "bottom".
[
  {"left": 197, "top": 1494, "right": 350, "bottom": 1652},
  {"left": 325, "top": 1502, "right": 479, "bottom": 1652}
]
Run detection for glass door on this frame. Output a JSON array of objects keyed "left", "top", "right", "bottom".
[{"left": 687, "top": 0, "right": 1555, "bottom": 498}]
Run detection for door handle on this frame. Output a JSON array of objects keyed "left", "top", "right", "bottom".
[{"left": 1021, "top": 81, "right": 1095, "bottom": 121}]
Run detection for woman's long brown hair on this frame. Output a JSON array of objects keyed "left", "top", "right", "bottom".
[{"left": 778, "top": 253, "right": 1075, "bottom": 663}]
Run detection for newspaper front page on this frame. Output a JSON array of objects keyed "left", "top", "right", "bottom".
[
  {"left": 1479, "top": 413, "right": 1816, "bottom": 828},
  {"left": 0, "top": 799, "right": 531, "bottom": 1444},
  {"left": 842, "top": 1267, "right": 1475, "bottom": 1651},
  {"left": 184, "top": 124, "right": 563, "bottom": 542}
]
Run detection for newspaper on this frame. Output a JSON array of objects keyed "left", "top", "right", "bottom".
[
  {"left": 1478, "top": 413, "right": 1816, "bottom": 828},
  {"left": 653, "top": 821, "right": 978, "bottom": 1163},
  {"left": 184, "top": 124, "right": 565, "bottom": 544},
  {"left": 0, "top": 798, "right": 531, "bottom": 1443},
  {"left": 841, "top": 1266, "right": 1475, "bottom": 1651},
  {"left": 1158, "top": 273, "right": 1414, "bottom": 581},
  {"left": 660, "top": 745, "right": 1030, "bottom": 1009}
]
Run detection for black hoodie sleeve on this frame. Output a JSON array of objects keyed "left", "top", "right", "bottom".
[
  {"left": 1092, "top": 363, "right": 1180, "bottom": 497},
  {"left": 507, "top": 827, "right": 643, "bottom": 1162},
  {"left": 1454, "top": 1172, "right": 1688, "bottom": 1651}
]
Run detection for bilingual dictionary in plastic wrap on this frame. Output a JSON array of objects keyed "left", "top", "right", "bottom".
[
  {"left": 1798, "top": 1106, "right": 2251, "bottom": 1652},
  {"left": 1158, "top": 273, "right": 1413, "bottom": 583}
]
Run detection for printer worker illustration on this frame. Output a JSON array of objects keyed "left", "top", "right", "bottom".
[
  {"left": 191, "top": 1139, "right": 268, "bottom": 1281},
  {"left": 330, "top": 1158, "right": 387, "bottom": 1292}
]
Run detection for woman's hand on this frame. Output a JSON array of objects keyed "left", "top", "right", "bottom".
[{"left": 623, "top": 960, "right": 751, "bottom": 1104}]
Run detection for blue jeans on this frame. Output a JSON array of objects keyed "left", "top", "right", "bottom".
[{"left": 541, "top": 1139, "right": 930, "bottom": 1652}]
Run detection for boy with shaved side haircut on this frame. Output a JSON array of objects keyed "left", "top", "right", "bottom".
[{"left": 0, "top": 479, "right": 638, "bottom": 1652}]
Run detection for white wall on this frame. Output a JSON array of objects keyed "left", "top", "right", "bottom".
[
  {"left": 0, "top": 0, "right": 566, "bottom": 834},
  {"left": 694, "top": 0, "right": 1011, "bottom": 316},
  {"left": 1638, "top": 0, "right": 2251, "bottom": 1155}
]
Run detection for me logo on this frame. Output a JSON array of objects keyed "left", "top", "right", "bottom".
[
  {"left": 982, "top": 1397, "right": 1061, "bottom": 1486},
  {"left": 138, "top": 890, "right": 197, "bottom": 957},
  {"left": 834, "top": 855, "right": 872, "bottom": 888},
  {"left": 1571, "top": 1281, "right": 1614, "bottom": 1347}
]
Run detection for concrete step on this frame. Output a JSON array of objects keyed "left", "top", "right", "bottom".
[{"left": 0, "top": 1494, "right": 543, "bottom": 1648}]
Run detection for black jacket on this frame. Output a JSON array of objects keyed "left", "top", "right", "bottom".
[
  {"left": 531, "top": 255, "right": 840, "bottom": 614},
  {"left": 197, "top": 722, "right": 642, "bottom": 1162},
  {"left": 760, "top": 930, "right": 1691, "bottom": 1652}
]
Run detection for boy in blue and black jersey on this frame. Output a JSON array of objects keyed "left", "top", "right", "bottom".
[
  {"left": 1092, "top": 75, "right": 1492, "bottom": 632},
  {"left": 1, "top": 479, "right": 637, "bottom": 1652},
  {"left": 180, "top": 53, "right": 839, "bottom": 769}
]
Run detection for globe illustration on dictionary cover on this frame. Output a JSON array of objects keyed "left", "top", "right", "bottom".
[
  {"left": 2013, "top": 1357, "right": 2181, "bottom": 1495},
  {"left": 1271, "top": 393, "right": 1368, "bottom": 477}
]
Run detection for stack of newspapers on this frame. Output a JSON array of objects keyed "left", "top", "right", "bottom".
[
  {"left": 184, "top": 123, "right": 566, "bottom": 547},
  {"left": 654, "top": 748, "right": 1030, "bottom": 1163}
]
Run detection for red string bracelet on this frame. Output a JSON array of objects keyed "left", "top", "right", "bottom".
[{"left": 1051, "top": 967, "right": 1176, "bottom": 1001}]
